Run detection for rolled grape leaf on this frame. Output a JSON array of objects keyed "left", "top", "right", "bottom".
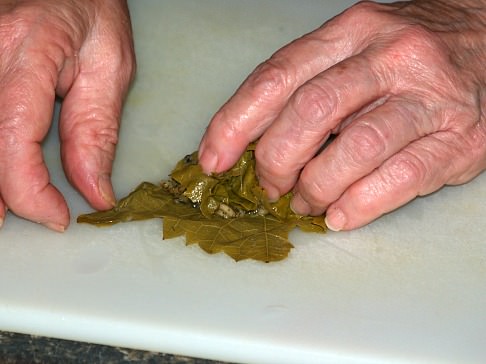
[
  {"left": 78, "top": 144, "right": 327, "bottom": 262},
  {"left": 76, "top": 182, "right": 190, "bottom": 225}
]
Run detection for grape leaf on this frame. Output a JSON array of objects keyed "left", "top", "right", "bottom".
[
  {"left": 76, "top": 182, "right": 187, "bottom": 225},
  {"left": 77, "top": 144, "right": 327, "bottom": 262},
  {"left": 164, "top": 213, "right": 295, "bottom": 262}
]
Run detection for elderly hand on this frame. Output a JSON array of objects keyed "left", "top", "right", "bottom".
[
  {"left": 0, "top": 0, "right": 135, "bottom": 231},
  {"left": 198, "top": 0, "right": 486, "bottom": 231}
]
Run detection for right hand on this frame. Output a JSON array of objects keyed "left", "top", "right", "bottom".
[{"left": 198, "top": 0, "right": 486, "bottom": 231}]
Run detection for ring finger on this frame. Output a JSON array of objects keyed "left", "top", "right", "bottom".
[{"left": 291, "top": 94, "right": 436, "bottom": 216}]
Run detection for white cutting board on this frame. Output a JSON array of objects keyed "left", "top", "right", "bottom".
[{"left": 1, "top": 1, "right": 485, "bottom": 363}]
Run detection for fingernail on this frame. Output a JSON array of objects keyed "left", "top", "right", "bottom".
[
  {"left": 99, "top": 174, "right": 116, "bottom": 207},
  {"left": 199, "top": 148, "right": 218, "bottom": 175},
  {"left": 290, "top": 192, "right": 311, "bottom": 216},
  {"left": 43, "top": 222, "right": 66, "bottom": 233},
  {"left": 325, "top": 207, "right": 347, "bottom": 232}
]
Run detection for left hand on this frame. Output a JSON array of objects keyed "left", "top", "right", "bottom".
[
  {"left": 198, "top": 0, "right": 486, "bottom": 231},
  {"left": 0, "top": 0, "right": 135, "bottom": 231}
]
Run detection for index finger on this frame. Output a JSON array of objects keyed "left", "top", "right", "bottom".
[{"left": 198, "top": 2, "right": 388, "bottom": 174}]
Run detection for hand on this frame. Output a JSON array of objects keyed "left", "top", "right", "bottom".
[
  {"left": 198, "top": 0, "right": 486, "bottom": 231},
  {"left": 0, "top": 0, "right": 135, "bottom": 231}
]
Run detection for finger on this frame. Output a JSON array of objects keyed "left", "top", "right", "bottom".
[
  {"left": 254, "top": 52, "right": 396, "bottom": 200},
  {"left": 198, "top": 2, "right": 392, "bottom": 174},
  {"left": 59, "top": 11, "right": 135, "bottom": 211},
  {"left": 0, "top": 73, "right": 69, "bottom": 231},
  {"left": 60, "top": 79, "right": 121, "bottom": 210},
  {"left": 289, "top": 95, "right": 435, "bottom": 215},
  {"left": 323, "top": 132, "right": 478, "bottom": 231}
]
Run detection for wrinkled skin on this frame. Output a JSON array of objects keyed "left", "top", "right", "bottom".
[
  {"left": 199, "top": 0, "right": 486, "bottom": 231},
  {"left": 0, "top": 0, "right": 135, "bottom": 231}
]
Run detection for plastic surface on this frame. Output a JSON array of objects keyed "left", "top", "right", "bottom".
[{"left": 1, "top": 1, "right": 485, "bottom": 363}]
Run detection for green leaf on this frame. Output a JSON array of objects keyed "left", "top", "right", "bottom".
[
  {"left": 163, "top": 213, "right": 294, "bottom": 262},
  {"left": 77, "top": 144, "right": 327, "bottom": 263},
  {"left": 77, "top": 182, "right": 173, "bottom": 225}
]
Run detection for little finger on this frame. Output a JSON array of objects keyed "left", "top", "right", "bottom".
[{"left": 324, "top": 134, "right": 475, "bottom": 231}]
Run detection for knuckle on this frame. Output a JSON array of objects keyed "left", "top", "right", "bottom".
[
  {"left": 384, "top": 152, "right": 426, "bottom": 189},
  {"left": 246, "top": 58, "right": 293, "bottom": 101},
  {"left": 0, "top": 5, "right": 78, "bottom": 73},
  {"left": 255, "top": 144, "right": 287, "bottom": 178},
  {"left": 106, "top": 41, "right": 137, "bottom": 87},
  {"left": 348, "top": 178, "right": 389, "bottom": 215},
  {"left": 337, "top": 1, "right": 389, "bottom": 30},
  {"left": 95, "top": 126, "right": 119, "bottom": 154},
  {"left": 114, "top": 56, "right": 137, "bottom": 93},
  {"left": 395, "top": 24, "right": 438, "bottom": 55},
  {"left": 64, "top": 117, "right": 119, "bottom": 156},
  {"left": 382, "top": 24, "right": 447, "bottom": 79},
  {"left": 290, "top": 82, "right": 335, "bottom": 125},
  {"left": 342, "top": 123, "right": 386, "bottom": 166},
  {"left": 344, "top": 1, "right": 382, "bottom": 19},
  {"left": 210, "top": 110, "right": 245, "bottom": 143},
  {"left": 90, "top": 127, "right": 119, "bottom": 156},
  {"left": 298, "top": 165, "right": 328, "bottom": 205}
]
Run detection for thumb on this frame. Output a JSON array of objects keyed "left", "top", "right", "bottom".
[
  {"left": 59, "top": 78, "right": 123, "bottom": 211},
  {"left": 59, "top": 3, "right": 135, "bottom": 210}
]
